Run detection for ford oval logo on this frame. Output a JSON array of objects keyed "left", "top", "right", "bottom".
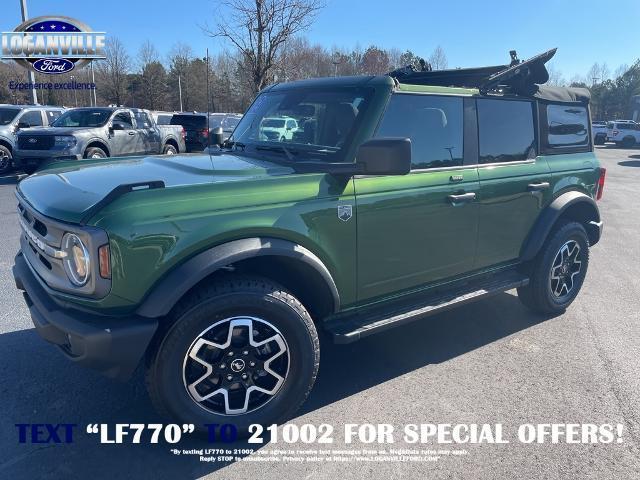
[{"left": 32, "top": 58, "right": 75, "bottom": 74}]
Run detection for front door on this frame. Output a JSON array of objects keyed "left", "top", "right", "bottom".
[
  {"left": 110, "top": 111, "right": 137, "bottom": 156},
  {"left": 354, "top": 93, "right": 479, "bottom": 303},
  {"left": 474, "top": 98, "right": 551, "bottom": 269}
]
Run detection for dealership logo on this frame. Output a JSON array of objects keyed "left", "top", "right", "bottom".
[{"left": 1, "top": 16, "right": 105, "bottom": 74}]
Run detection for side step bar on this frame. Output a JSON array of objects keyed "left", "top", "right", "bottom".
[{"left": 324, "top": 271, "right": 529, "bottom": 344}]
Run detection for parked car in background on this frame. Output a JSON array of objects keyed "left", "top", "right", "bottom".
[
  {"left": 169, "top": 112, "right": 242, "bottom": 152},
  {"left": 259, "top": 116, "right": 299, "bottom": 141},
  {"left": 210, "top": 113, "right": 242, "bottom": 142},
  {"left": 606, "top": 120, "right": 640, "bottom": 148},
  {"left": 0, "top": 104, "right": 64, "bottom": 174},
  {"left": 592, "top": 121, "right": 608, "bottom": 145},
  {"left": 13, "top": 107, "right": 186, "bottom": 174},
  {"left": 151, "top": 111, "right": 177, "bottom": 125}
]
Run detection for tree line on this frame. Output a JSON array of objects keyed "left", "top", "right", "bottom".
[{"left": 0, "top": 39, "right": 450, "bottom": 114}]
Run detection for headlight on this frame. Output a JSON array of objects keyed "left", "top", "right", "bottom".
[
  {"left": 62, "top": 233, "right": 90, "bottom": 286},
  {"left": 54, "top": 135, "right": 77, "bottom": 148}
]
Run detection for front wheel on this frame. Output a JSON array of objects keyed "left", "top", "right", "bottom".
[
  {"left": 0, "top": 145, "right": 12, "bottom": 174},
  {"left": 84, "top": 147, "right": 107, "bottom": 159},
  {"left": 518, "top": 221, "right": 589, "bottom": 314},
  {"left": 146, "top": 276, "right": 320, "bottom": 435}
]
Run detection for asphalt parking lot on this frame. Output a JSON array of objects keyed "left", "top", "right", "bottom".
[{"left": 1, "top": 146, "right": 639, "bottom": 479}]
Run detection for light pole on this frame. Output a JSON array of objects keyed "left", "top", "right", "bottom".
[
  {"left": 19, "top": 0, "right": 38, "bottom": 104},
  {"left": 178, "top": 75, "right": 183, "bottom": 111},
  {"left": 331, "top": 53, "right": 341, "bottom": 77},
  {"left": 70, "top": 75, "right": 78, "bottom": 106}
]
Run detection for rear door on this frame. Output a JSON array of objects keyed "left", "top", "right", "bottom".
[
  {"left": 474, "top": 98, "right": 551, "bottom": 269},
  {"left": 133, "top": 111, "right": 160, "bottom": 154},
  {"left": 354, "top": 93, "right": 479, "bottom": 302}
]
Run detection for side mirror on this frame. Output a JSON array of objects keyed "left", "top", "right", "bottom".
[
  {"left": 16, "top": 121, "right": 30, "bottom": 130},
  {"left": 111, "top": 123, "right": 124, "bottom": 131},
  {"left": 211, "top": 126, "right": 224, "bottom": 146},
  {"left": 356, "top": 138, "right": 411, "bottom": 175}
]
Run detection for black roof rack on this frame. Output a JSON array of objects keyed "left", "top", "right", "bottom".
[{"left": 388, "top": 48, "right": 558, "bottom": 96}]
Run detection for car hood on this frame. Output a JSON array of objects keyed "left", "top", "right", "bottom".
[{"left": 17, "top": 153, "right": 292, "bottom": 224}]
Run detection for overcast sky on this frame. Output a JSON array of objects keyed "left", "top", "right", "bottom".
[{"left": 5, "top": 0, "right": 639, "bottom": 79}]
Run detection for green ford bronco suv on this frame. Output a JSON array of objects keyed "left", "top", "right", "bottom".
[{"left": 13, "top": 49, "right": 605, "bottom": 431}]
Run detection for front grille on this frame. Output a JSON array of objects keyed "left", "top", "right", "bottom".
[{"left": 18, "top": 135, "right": 55, "bottom": 150}]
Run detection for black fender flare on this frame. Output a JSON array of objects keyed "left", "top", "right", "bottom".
[
  {"left": 520, "top": 191, "right": 601, "bottom": 262},
  {"left": 136, "top": 237, "right": 340, "bottom": 318}
]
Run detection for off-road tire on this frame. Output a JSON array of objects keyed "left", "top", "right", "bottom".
[
  {"left": 145, "top": 275, "right": 320, "bottom": 435},
  {"left": 84, "top": 147, "right": 107, "bottom": 159},
  {"left": 162, "top": 143, "right": 177, "bottom": 155},
  {"left": 518, "top": 221, "right": 589, "bottom": 315}
]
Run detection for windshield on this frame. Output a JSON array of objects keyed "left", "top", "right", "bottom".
[
  {"left": 0, "top": 108, "right": 20, "bottom": 126},
  {"left": 230, "top": 87, "right": 372, "bottom": 161},
  {"left": 52, "top": 109, "right": 112, "bottom": 127}
]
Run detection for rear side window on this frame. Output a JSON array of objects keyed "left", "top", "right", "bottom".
[
  {"left": 477, "top": 99, "right": 535, "bottom": 163},
  {"left": 45, "top": 110, "right": 62, "bottom": 122},
  {"left": 546, "top": 104, "right": 589, "bottom": 148},
  {"left": 134, "top": 111, "right": 152, "bottom": 128},
  {"left": 375, "top": 94, "right": 464, "bottom": 169}
]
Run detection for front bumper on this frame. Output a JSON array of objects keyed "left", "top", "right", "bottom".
[
  {"left": 13, "top": 252, "right": 158, "bottom": 380},
  {"left": 13, "top": 149, "right": 82, "bottom": 167}
]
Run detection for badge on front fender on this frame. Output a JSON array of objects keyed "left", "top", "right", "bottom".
[{"left": 337, "top": 205, "right": 352, "bottom": 222}]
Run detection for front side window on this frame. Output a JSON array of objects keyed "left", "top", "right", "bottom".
[
  {"left": 477, "top": 99, "right": 535, "bottom": 163},
  {"left": 230, "top": 88, "right": 372, "bottom": 161},
  {"left": 546, "top": 104, "right": 589, "bottom": 148},
  {"left": 52, "top": 109, "right": 112, "bottom": 127},
  {"left": 0, "top": 107, "right": 20, "bottom": 125},
  {"left": 19, "top": 110, "right": 43, "bottom": 127},
  {"left": 375, "top": 94, "right": 464, "bottom": 169},
  {"left": 113, "top": 112, "right": 133, "bottom": 129}
]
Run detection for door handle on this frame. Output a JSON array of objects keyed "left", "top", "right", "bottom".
[
  {"left": 527, "top": 182, "right": 550, "bottom": 192},
  {"left": 447, "top": 192, "right": 476, "bottom": 205},
  {"left": 128, "top": 131, "right": 136, "bottom": 136}
]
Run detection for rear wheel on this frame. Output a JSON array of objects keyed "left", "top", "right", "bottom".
[
  {"left": 594, "top": 135, "right": 605, "bottom": 146},
  {"left": 518, "top": 222, "right": 589, "bottom": 314},
  {"left": 146, "top": 276, "right": 320, "bottom": 435},
  {"left": 0, "top": 145, "right": 12, "bottom": 174},
  {"left": 621, "top": 136, "right": 635, "bottom": 148},
  {"left": 163, "top": 143, "right": 177, "bottom": 155},
  {"left": 84, "top": 147, "right": 107, "bottom": 159}
]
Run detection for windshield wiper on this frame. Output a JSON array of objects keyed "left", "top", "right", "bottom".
[{"left": 255, "top": 144, "right": 297, "bottom": 162}]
